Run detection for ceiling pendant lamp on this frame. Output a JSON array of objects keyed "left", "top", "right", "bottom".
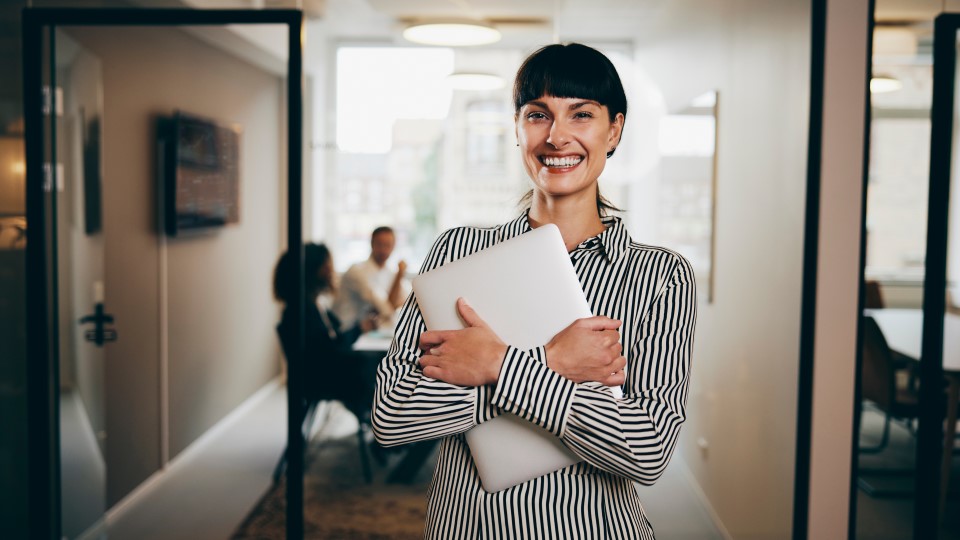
[
  {"left": 403, "top": 20, "right": 501, "bottom": 47},
  {"left": 870, "top": 75, "right": 902, "bottom": 94}
]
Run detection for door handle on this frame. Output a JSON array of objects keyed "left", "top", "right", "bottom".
[{"left": 79, "top": 303, "right": 117, "bottom": 346}]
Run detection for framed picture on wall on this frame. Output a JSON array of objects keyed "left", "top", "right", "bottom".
[{"left": 157, "top": 110, "right": 241, "bottom": 237}]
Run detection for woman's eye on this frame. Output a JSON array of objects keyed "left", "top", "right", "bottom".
[
  {"left": 574, "top": 111, "right": 594, "bottom": 119},
  {"left": 526, "top": 112, "right": 548, "bottom": 121}
]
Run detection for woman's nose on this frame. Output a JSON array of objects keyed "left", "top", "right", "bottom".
[{"left": 546, "top": 120, "right": 570, "bottom": 147}]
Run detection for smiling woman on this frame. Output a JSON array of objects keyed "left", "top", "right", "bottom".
[
  {"left": 514, "top": 43, "right": 628, "bottom": 226},
  {"left": 372, "top": 43, "right": 697, "bottom": 540}
]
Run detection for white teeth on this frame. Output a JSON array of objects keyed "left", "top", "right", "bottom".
[{"left": 543, "top": 156, "right": 582, "bottom": 167}]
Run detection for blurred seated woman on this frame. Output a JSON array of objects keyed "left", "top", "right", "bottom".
[{"left": 273, "top": 243, "right": 378, "bottom": 415}]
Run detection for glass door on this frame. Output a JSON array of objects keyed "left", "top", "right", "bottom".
[
  {"left": 854, "top": 10, "right": 960, "bottom": 540},
  {"left": 53, "top": 28, "right": 109, "bottom": 540},
  {"left": 25, "top": 10, "right": 303, "bottom": 539}
]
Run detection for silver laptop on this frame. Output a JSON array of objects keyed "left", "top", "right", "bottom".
[{"left": 412, "top": 224, "right": 620, "bottom": 492}]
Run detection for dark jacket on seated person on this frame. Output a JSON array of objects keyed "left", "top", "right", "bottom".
[
  {"left": 274, "top": 243, "right": 378, "bottom": 417},
  {"left": 277, "top": 303, "right": 372, "bottom": 415}
]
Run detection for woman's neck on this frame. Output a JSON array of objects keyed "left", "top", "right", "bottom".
[{"left": 528, "top": 194, "right": 605, "bottom": 252}]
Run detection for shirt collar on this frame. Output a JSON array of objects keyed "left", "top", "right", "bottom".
[
  {"left": 502, "top": 211, "right": 629, "bottom": 262},
  {"left": 586, "top": 215, "right": 629, "bottom": 262},
  {"left": 498, "top": 212, "right": 533, "bottom": 243}
]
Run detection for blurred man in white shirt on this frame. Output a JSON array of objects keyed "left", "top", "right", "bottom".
[{"left": 334, "top": 226, "right": 409, "bottom": 331}]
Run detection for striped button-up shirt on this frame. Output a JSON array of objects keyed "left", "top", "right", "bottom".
[{"left": 373, "top": 212, "right": 696, "bottom": 539}]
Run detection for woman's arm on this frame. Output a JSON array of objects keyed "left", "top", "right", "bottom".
[
  {"left": 491, "top": 255, "right": 696, "bottom": 484},
  {"left": 341, "top": 267, "right": 395, "bottom": 321},
  {"left": 387, "top": 260, "right": 408, "bottom": 309},
  {"left": 371, "top": 230, "right": 502, "bottom": 447}
]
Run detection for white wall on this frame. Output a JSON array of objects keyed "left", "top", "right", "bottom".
[{"left": 632, "top": 1, "right": 812, "bottom": 537}]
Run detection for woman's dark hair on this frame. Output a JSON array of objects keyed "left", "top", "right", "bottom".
[
  {"left": 273, "top": 243, "right": 332, "bottom": 304},
  {"left": 514, "top": 43, "right": 627, "bottom": 216},
  {"left": 514, "top": 42, "right": 627, "bottom": 158}
]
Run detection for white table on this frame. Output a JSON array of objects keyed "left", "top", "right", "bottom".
[
  {"left": 866, "top": 308, "right": 960, "bottom": 515},
  {"left": 352, "top": 330, "right": 393, "bottom": 352}
]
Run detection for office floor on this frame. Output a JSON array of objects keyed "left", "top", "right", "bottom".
[
  {"left": 63, "top": 384, "right": 723, "bottom": 540},
  {"left": 60, "top": 390, "right": 107, "bottom": 539},
  {"left": 855, "top": 407, "right": 960, "bottom": 540},
  {"left": 60, "top": 383, "right": 287, "bottom": 540}
]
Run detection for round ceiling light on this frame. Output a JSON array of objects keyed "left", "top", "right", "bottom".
[
  {"left": 403, "top": 21, "right": 501, "bottom": 47},
  {"left": 870, "top": 75, "right": 902, "bottom": 94},
  {"left": 446, "top": 72, "right": 505, "bottom": 91}
]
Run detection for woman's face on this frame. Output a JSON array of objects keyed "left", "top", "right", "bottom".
[
  {"left": 317, "top": 258, "right": 334, "bottom": 291},
  {"left": 516, "top": 95, "right": 623, "bottom": 204}
]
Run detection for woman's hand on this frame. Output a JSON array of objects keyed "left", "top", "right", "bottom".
[
  {"left": 545, "top": 317, "right": 626, "bottom": 387},
  {"left": 418, "top": 298, "right": 508, "bottom": 387}
]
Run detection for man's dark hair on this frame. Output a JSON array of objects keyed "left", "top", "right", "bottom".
[{"left": 371, "top": 226, "right": 394, "bottom": 240}]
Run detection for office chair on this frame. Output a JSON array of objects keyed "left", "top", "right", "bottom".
[
  {"left": 857, "top": 315, "right": 922, "bottom": 497},
  {"left": 272, "top": 327, "right": 373, "bottom": 484},
  {"left": 864, "top": 280, "right": 885, "bottom": 309},
  {"left": 859, "top": 315, "right": 920, "bottom": 454}
]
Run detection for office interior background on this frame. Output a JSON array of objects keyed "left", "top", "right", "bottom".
[{"left": 1, "top": 0, "right": 959, "bottom": 538}]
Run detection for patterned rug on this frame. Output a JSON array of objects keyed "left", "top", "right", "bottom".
[{"left": 233, "top": 403, "right": 436, "bottom": 539}]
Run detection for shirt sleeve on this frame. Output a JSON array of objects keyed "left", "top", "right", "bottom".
[
  {"left": 489, "top": 255, "right": 697, "bottom": 485},
  {"left": 371, "top": 229, "right": 501, "bottom": 447},
  {"left": 341, "top": 265, "right": 395, "bottom": 320}
]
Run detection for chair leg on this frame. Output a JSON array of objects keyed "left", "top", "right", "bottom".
[
  {"left": 357, "top": 423, "right": 372, "bottom": 484},
  {"left": 859, "top": 411, "right": 892, "bottom": 453},
  {"left": 274, "top": 400, "right": 321, "bottom": 485}
]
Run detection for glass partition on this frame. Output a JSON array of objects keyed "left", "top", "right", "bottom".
[
  {"left": 24, "top": 10, "right": 303, "bottom": 539},
  {"left": 855, "top": 11, "right": 960, "bottom": 540}
]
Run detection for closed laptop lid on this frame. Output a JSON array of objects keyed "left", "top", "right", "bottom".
[{"left": 412, "top": 224, "right": 591, "bottom": 349}]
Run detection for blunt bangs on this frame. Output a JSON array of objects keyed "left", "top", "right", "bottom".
[{"left": 513, "top": 43, "right": 627, "bottom": 122}]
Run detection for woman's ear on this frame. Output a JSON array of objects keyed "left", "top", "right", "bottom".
[{"left": 608, "top": 113, "right": 625, "bottom": 149}]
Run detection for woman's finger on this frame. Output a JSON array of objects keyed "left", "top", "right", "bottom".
[
  {"left": 613, "top": 355, "right": 627, "bottom": 371},
  {"left": 574, "top": 316, "right": 621, "bottom": 331},
  {"left": 419, "top": 331, "right": 446, "bottom": 348},
  {"left": 603, "top": 370, "right": 626, "bottom": 387},
  {"left": 422, "top": 365, "right": 446, "bottom": 380},
  {"left": 456, "top": 297, "right": 488, "bottom": 329},
  {"left": 418, "top": 352, "right": 446, "bottom": 368}
]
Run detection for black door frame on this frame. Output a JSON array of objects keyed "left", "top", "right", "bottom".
[
  {"left": 22, "top": 8, "right": 305, "bottom": 540},
  {"left": 913, "top": 12, "right": 960, "bottom": 538}
]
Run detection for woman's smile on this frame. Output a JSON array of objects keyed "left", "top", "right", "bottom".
[{"left": 539, "top": 154, "right": 584, "bottom": 169}]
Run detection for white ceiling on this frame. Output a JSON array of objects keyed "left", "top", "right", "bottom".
[
  {"left": 318, "top": 0, "right": 668, "bottom": 46},
  {"left": 165, "top": 0, "right": 953, "bottom": 77},
  {"left": 875, "top": 0, "right": 960, "bottom": 22}
]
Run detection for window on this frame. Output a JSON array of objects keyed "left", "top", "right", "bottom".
[
  {"left": 318, "top": 44, "right": 638, "bottom": 272},
  {"left": 864, "top": 59, "right": 932, "bottom": 288}
]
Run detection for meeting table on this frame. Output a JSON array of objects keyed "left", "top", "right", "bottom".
[{"left": 866, "top": 308, "right": 960, "bottom": 515}]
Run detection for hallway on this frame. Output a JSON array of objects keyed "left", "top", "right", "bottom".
[{"left": 86, "top": 383, "right": 723, "bottom": 539}]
